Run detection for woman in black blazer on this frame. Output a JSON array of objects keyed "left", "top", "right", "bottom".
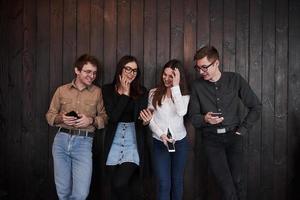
[{"left": 102, "top": 55, "right": 152, "bottom": 200}]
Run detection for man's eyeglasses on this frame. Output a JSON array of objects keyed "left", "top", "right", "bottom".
[
  {"left": 82, "top": 69, "right": 97, "bottom": 76},
  {"left": 123, "top": 66, "right": 138, "bottom": 74},
  {"left": 194, "top": 60, "right": 217, "bottom": 72}
]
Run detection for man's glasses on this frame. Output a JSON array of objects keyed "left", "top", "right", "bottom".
[
  {"left": 82, "top": 70, "right": 97, "bottom": 77},
  {"left": 194, "top": 60, "right": 216, "bottom": 72},
  {"left": 123, "top": 66, "right": 138, "bottom": 74}
]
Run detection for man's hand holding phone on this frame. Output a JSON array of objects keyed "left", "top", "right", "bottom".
[
  {"left": 62, "top": 111, "right": 78, "bottom": 126},
  {"left": 204, "top": 112, "right": 224, "bottom": 124}
]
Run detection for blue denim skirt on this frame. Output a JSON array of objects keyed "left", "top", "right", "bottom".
[{"left": 106, "top": 122, "right": 140, "bottom": 166}]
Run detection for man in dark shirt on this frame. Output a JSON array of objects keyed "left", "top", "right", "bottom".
[{"left": 189, "top": 45, "right": 261, "bottom": 200}]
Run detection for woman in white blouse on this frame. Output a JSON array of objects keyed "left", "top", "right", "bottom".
[{"left": 140, "top": 59, "right": 190, "bottom": 200}]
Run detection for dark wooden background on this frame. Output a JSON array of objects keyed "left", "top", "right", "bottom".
[{"left": 1, "top": 0, "right": 300, "bottom": 199}]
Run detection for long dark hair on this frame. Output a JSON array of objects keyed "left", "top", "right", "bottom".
[
  {"left": 113, "top": 55, "right": 144, "bottom": 99},
  {"left": 152, "top": 59, "right": 188, "bottom": 109}
]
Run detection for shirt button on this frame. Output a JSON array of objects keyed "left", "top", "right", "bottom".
[
  {"left": 215, "top": 87, "right": 218, "bottom": 90},
  {"left": 218, "top": 109, "right": 221, "bottom": 112},
  {"left": 217, "top": 98, "right": 220, "bottom": 101}
]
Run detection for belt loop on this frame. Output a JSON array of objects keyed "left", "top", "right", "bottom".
[{"left": 58, "top": 127, "right": 62, "bottom": 133}]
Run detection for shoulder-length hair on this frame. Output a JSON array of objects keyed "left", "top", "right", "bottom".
[
  {"left": 113, "top": 55, "right": 144, "bottom": 99},
  {"left": 152, "top": 59, "right": 189, "bottom": 109}
]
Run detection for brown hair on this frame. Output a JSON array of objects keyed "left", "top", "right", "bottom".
[
  {"left": 74, "top": 54, "right": 100, "bottom": 71},
  {"left": 194, "top": 45, "right": 219, "bottom": 61},
  {"left": 152, "top": 59, "right": 189, "bottom": 109},
  {"left": 113, "top": 55, "right": 144, "bottom": 99}
]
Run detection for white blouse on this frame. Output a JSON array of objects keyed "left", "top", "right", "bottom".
[{"left": 148, "top": 85, "right": 190, "bottom": 141}]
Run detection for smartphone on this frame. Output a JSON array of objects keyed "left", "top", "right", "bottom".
[
  {"left": 66, "top": 111, "right": 79, "bottom": 118},
  {"left": 167, "top": 129, "right": 175, "bottom": 152},
  {"left": 167, "top": 141, "right": 175, "bottom": 152},
  {"left": 211, "top": 112, "right": 222, "bottom": 117}
]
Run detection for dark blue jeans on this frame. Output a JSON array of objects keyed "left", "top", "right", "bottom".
[
  {"left": 202, "top": 130, "right": 244, "bottom": 200},
  {"left": 152, "top": 137, "right": 189, "bottom": 200}
]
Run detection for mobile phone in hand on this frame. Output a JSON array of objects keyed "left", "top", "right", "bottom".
[
  {"left": 66, "top": 111, "right": 79, "bottom": 118},
  {"left": 211, "top": 112, "right": 222, "bottom": 117},
  {"left": 167, "top": 129, "right": 175, "bottom": 152}
]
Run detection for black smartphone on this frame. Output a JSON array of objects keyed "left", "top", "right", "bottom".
[
  {"left": 66, "top": 111, "right": 79, "bottom": 118},
  {"left": 167, "top": 129, "right": 175, "bottom": 152}
]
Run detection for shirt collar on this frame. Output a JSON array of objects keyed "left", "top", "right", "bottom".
[{"left": 69, "top": 79, "right": 93, "bottom": 91}]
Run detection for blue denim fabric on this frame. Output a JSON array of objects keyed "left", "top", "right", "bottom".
[
  {"left": 152, "top": 137, "right": 189, "bottom": 200},
  {"left": 106, "top": 122, "right": 139, "bottom": 166},
  {"left": 52, "top": 131, "right": 93, "bottom": 200}
]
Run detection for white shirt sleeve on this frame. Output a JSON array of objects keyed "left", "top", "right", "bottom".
[
  {"left": 171, "top": 85, "right": 190, "bottom": 116},
  {"left": 148, "top": 89, "right": 166, "bottom": 138}
]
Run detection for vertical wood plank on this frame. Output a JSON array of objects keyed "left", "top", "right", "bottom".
[
  {"left": 183, "top": 0, "right": 196, "bottom": 199},
  {"left": 63, "top": 0, "right": 77, "bottom": 83},
  {"left": 157, "top": 0, "right": 170, "bottom": 81},
  {"left": 77, "top": 0, "right": 91, "bottom": 56},
  {"left": 131, "top": 0, "right": 144, "bottom": 78},
  {"left": 288, "top": 0, "right": 300, "bottom": 199},
  {"left": 223, "top": 0, "right": 236, "bottom": 72},
  {"left": 103, "top": 0, "right": 117, "bottom": 84},
  {"left": 0, "top": 0, "right": 9, "bottom": 196},
  {"left": 49, "top": 1, "right": 63, "bottom": 199},
  {"left": 35, "top": 0, "right": 53, "bottom": 198},
  {"left": 23, "top": 0, "right": 37, "bottom": 198},
  {"left": 274, "top": 0, "right": 288, "bottom": 199},
  {"left": 197, "top": 0, "right": 209, "bottom": 48},
  {"left": 248, "top": 0, "right": 263, "bottom": 199},
  {"left": 210, "top": 0, "right": 223, "bottom": 67},
  {"left": 235, "top": 0, "right": 249, "bottom": 198},
  {"left": 6, "top": 0, "right": 24, "bottom": 199},
  {"left": 144, "top": 0, "right": 157, "bottom": 89},
  {"left": 90, "top": 0, "right": 104, "bottom": 85},
  {"left": 117, "top": 0, "right": 130, "bottom": 60},
  {"left": 183, "top": 0, "right": 196, "bottom": 82},
  {"left": 170, "top": 0, "right": 183, "bottom": 61},
  {"left": 261, "top": 0, "right": 275, "bottom": 199}
]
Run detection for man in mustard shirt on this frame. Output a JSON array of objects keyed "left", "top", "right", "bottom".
[{"left": 46, "top": 54, "right": 107, "bottom": 200}]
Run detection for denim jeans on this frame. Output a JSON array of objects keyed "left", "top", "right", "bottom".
[
  {"left": 202, "top": 130, "right": 244, "bottom": 200},
  {"left": 152, "top": 137, "right": 189, "bottom": 200},
  {"left": 52, "top": 132, "right": 93, "bottom": 200}
]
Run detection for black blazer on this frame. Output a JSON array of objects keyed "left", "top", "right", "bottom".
[{"left": 102, "top": 83, "right": 152, "bottom": 179}]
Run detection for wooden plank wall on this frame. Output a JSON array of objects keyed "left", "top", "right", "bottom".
[{"left": 0, "top": 0, "right": 300, "bottom": 199}]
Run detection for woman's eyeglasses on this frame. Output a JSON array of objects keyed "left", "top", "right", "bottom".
[{"left": 123, "top": 66, "right": 138, "bottom": 74}]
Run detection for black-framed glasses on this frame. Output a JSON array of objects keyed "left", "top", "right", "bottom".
[
  {"left": 123, "top": 66, "right": 138, "bottom": 74},
  {"left": 194, "top": 60, "right": 217, "bottom": 72}
]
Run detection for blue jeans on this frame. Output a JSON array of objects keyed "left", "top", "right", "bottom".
[
  {"left": 52, "top": 132, "right": 93, "bottom": 200},
  {"left": 152, "top": 137, "right": 189, "bottom": 200}
]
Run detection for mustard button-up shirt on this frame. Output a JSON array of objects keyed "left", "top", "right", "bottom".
[{"left": 46, "top": 80, "right": 107, "bottom": 132}]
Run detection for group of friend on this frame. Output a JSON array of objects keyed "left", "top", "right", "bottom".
[{"left": 46, "top": 45, "right": 262, "bottom": 200}]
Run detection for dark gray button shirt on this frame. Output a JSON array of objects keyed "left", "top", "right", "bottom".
[{"left": 189, "top": 72, "right": 262, "bottom": 135}]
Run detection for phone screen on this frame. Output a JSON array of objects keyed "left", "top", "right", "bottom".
[
  {"left": 211, "top": 112, "right": 222, "bottom": 117},
  {"left": 167, "top": 142, "right": 175, "bottom": 152}
]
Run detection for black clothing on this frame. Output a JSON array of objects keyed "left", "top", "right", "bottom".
[
  {"left": 189, "top": 72, "right": 261, "bottom": 135},
  {"left": 102, "top": 84, "right": 153, "bottom": 195},
  {"left": 189, "top": 72, "right": 261, "bottom": 200}
]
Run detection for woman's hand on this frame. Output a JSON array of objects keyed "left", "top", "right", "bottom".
[
  {"left": 139, "top": 108, "right": 153, "bottom": 125},
  {"left": 172, "top": 68, "right": 180, "bottom": 86},
  {"left": 160, "top": 134, "right": 174, "bottom": 147},
  {"left": 119, "top": 75, "right": 130, "bottom": 96}
]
